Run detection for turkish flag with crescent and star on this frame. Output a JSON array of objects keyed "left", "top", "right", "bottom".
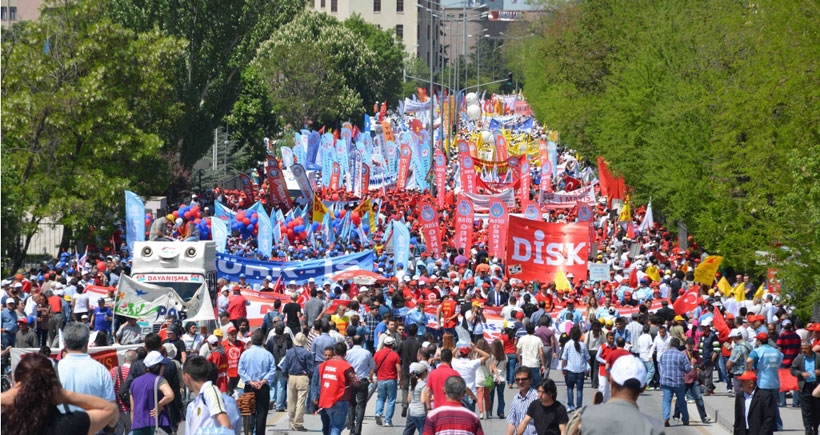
[{"left": 673, "top": 287, "right": 700, "bottom": 315}]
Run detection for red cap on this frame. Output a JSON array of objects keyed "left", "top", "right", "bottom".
[
  {"left": 515, "top": 311, "right": 524, "bottom": 320},
  {"left": 736, "top": 371, "right": 757, "bottom": 381},
  {"left": 756, "top": 332, "right": 769, "bottom": 341}
]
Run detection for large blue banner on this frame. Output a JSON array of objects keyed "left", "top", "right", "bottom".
[
  {"left": 210, "top": 217, "right": 228, "bottom": 253},
  {"left": 256, "top": 208, "right": 273, "bottom": 258},
  {"left": 392, "top": 221, "right": 411, "bottom": 272},
  {"left": 216, "top": 250, "right": 376, "bottom": 285},
  {"left": 125, "top": 191, "right": 145, "bottom": 255}
]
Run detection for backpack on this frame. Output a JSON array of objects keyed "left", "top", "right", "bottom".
[{"left": 565, "top": 405, "right": 587, "bottom": 435}]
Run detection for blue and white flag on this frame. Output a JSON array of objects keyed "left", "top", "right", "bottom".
[
  {"left": 125, "top": 190, "right": 145, "bottom": 254},
  {"left": 257, "top": 208, "right": 273, "bottom": 258},
  {"left": 392, "top": 221, "right": 411, "bottom": 272},
  {"left": 215, "top": 201, "right": 236, "bottom": 223},
  {"left": 216, "top": 250, "right": 375, "bottom": 285},
  {"left": 210, "top": 216, "right": 228, "bottom": 253}
]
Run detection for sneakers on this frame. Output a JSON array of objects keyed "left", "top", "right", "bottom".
[
  {"left": 375, "top": 416, "right": 383, "bottom": 426},
  {"left": 384, "top": 422, "right": 393, "bottom": 427},
  {"left": 703, "top": 417, "right": 712, "bottom": 424},
  {"left": 401, "top": 407, "right": 408, "bottom": 417},
  {"left": 664, "top": 420, "right": 670, "bottom": 427},
  {"left": 290, "top": 426, "right": 308, "bottom": 432}
]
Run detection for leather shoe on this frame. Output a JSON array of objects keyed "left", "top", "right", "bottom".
[
  {"left": 664, "top": 420, "right": 670, "bottom": 427},
  {"left": 401, "top": 407, "right": 408, "bottom": 417}
]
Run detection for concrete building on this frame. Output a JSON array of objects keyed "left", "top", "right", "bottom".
[
  {"left": 307, "top": 0, "right": 419, "bottom": 59},
  {"left": 2, "top": 0, "right": 42, "bottom": 28}
]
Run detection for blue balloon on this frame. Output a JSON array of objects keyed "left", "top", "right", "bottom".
[
  {"left": 250, "top": 217, "right": 258, "bottom": 224},
  {"left": 363, "top": 226, "right": 370, "bottom": 234},
  {"left": 294, "top": 225, "right": 305, "bottom": 233},
  {"left": 311, "top": 222, "right": 320, "bottom": 231},
  {"left": 246, "top": 224, "right": 254, "bottom": 231}
]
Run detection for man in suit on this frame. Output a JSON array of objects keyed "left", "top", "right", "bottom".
[
  {"left": 790, "top": 343, "right": 820, "bottom": 435},
  {"left": 734, "top": 370, "right": 777, "bottom": 435},
  {"left": 485, "top": 283, "right": 509, "bottom": 307}
]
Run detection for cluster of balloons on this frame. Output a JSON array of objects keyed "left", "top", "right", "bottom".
[
  {"left": 232, "top": 210, "right": 259, "bottom": 237},
  {"left": 464, "top": 92, "right": 495, "bottom": 146},
  {"left": 280, "top": 215, "right": 314, "bottom": 242}
]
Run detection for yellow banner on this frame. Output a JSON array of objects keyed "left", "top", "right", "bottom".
[{"left": 693, "top": 255, "right": 723, "bottom": 286}]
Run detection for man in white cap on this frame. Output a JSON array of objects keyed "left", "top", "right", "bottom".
[
  {"left": 726, "top": 328, "right": 752, "bottom": 397},
  {"left": 580, "top": 354, "right": 664, "bottom": 434}
]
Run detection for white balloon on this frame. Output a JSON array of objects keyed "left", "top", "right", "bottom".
[
  {"left": 465, "top": 92, "right": 478, "bottom": 105},
  {"left": 481, "top": 130, "right": 495, "bottom": 144},
  {"left": 466, "top": 104, "right": 481, "bottom": 120}
]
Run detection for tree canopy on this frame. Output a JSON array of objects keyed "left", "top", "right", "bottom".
[{"left": 513, "top": 0, "right": 820, "bottom": 315}]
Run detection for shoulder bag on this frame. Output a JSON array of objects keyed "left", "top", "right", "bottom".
[{"left": 153, "top": 376, "right": 171, "bottom": 435}]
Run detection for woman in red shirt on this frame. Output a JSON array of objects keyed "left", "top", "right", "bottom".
[{"left": 500, "top": 327, "right": 517, "bottom": 387}]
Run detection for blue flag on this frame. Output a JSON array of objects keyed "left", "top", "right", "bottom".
[
  {"left": 210, "top": 216, "right": 228, "bottom": 253},
  {"left": 257, "top": 208, "right": 273, "bottom": 258},
  {"left": 124, "top": 191, "right": 145, "bottom": 255},
  {"left": 392, "top": 221, "right": 411, "bottom": 272}
]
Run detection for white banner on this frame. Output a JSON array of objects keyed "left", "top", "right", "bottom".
[
  {"left": 460, "top": 189, "right": 517, "bottom": 211},
  {"left": 540, "top": 183, "right": 597, "bottom": 206},
  {"left": 115, "top": 274, "right": 215, "bottom": 324}
]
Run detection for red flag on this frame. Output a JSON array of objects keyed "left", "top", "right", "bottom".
[
  {"left": 597, "top": 157, "right": 612, "bottom": 197},
  {"left": 626, "top": 222, "right": 635, "bottom": 239},
  {"left": 713, "top": 306, "right": 730, "bottom": 342},
  {"left": 628, "top": 267, "right": 638, "bottom": 288},
  {"left": 272, "top": 276, "right": 284, "bottom": 294},
  {"left": 673, "top": 288, "right": 700, "bottom": 315},
  {"left": 563, "top": 175, "right": 581, "bottom": 192}
]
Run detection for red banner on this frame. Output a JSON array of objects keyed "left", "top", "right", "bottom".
[
  {"left": 505, "top": 216, "right": 591, "bottom": 282},
  {"left": 239, "top": 173, "right": 255, "bottom": 202},
  {"left": 267, "top": 166, "right": 293, "bottom": 211},
  {"left": 454, "top": 195, "right": 474, "bottom": 251},
  {"left": 519, "top": 159, "right": 531, "bottom": 204},
  {"left": 488, "top": 197, "right": 509, "bottom": 259},
  {"left": 460, "top": 155, "right": 476, "bottom": 194},
  {"left": 494, "top": 130, "right": 509, "bottom": 161},
  {"left": 361, "top": 163, "right": 370, "bottom": 193},
  {"left": 397, "top": 144, "right": 412, "bottom": 190},
  {"left": 330, "top": 162, "right": 341, "bottom": 190},
  {"left": 434, "top": 150, "right": 447, "bottom": 209},
  {"left": 418, "top": 201, "right": 441, "bottom": 256},
  {"left": 767, "top": 268, "right": 781, "bottom": 293}
]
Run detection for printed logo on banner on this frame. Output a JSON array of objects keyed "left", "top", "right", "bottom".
[
  {"left": 269, "top": 168, "right": 279, "bottom": 177},
  {"left": 524, "top": 204, "right": 540, "bottom": 220},
  {"left": 490, "top": 202, "right": 505, "bottom": 218},
  {"left": 388, "top": 146, "right": 397, "bottom": 157},
  {"left": 462, "top": 156, "right": 473, "bottom": 169},
  {"left": 332, "top": 166, "right": 339, "bottom": 174},
  {"left": 421, "top": 205, "right": 436, "bottom": 222},
  {"left": 421, "top": 147, "right": 429, "bottom": 158},
  {"left": 458, "top": 140, "right": 469, "bottom": 153},
  {"left": 508, "top": 157, "right": 519, "bottom": 167},
  {"left": 458, "top": 201, "right": 471, "bottom": 216},
  {"left": 521, "top": 161, "right": 529, "bottom": 172},
  {"left": 578, "top": 204, "right": 592, "bottom": 222},
  {"left": 401, "top": 147, "right": 410, "bottom": 157},
  {"left": 435, "top": 153, "right": 445, "bottom": 167}
]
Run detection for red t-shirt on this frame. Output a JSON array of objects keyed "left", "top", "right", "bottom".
[
  {"left": 427, "top": 363, "right": 460, "bottom": 409},
  {"left": 605, "top": 348, "right": 631, "bottom": 375},
  {"left": 207, "top": 349, "right": 229, "bottom": 392},
  {"left": 598, "top": 345, "right": 612, "bottom": 376},
  {"left": 227, "top": 295, "right": 248, "bottom": 320},
  {"left": 440, "top": 300, "right": 458, "bottom": 328},
  {"left": 222, "top": 339, "right": 245, "bottom": 377},
  {"left": 374, "top": 348, "right": 400, "bottom": 380},
  {"left": 48, "top": 295, "right": 63, "bottom": 313},
  {"left": 500, "top": 334, "right": 516, "bottom": 355}
]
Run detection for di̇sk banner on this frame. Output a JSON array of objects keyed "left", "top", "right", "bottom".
[{"left": 505, "top": 215, "right": 591, "bottom": 282}]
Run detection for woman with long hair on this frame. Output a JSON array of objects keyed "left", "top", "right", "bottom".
[
  {"left": 474, "top": 338, "right": 494, "bottom": 419},
  {"left": 130, "top": 351, "right": 176, "bottom": 434},
  {"left": 489, "top": 339, "right": 507, "bottom": 418},
  {"left": 560, "top": 325, "right": 590, "bottom": 412},
  {"left": 35, "top": 294, "right": 52, "bottom": 347},
  {"left": 0, "top": 352, "right": 118, "bottom": 435},
  {"left": 500, "top": 326, "right": 518, "bottom": 387},
  {"left": 585, "top": 296, "right": 599, "bottom": 326}
]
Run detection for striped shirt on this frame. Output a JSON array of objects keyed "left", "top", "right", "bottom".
[
  {"left": 506, "top": 388, "right": 538, "bottom": 435},
  {"left": 109, "top": 364, "right": 131, "bottom": 412},
  {"left": 423, "top": 401, "right": 484, "bottom": 435}
]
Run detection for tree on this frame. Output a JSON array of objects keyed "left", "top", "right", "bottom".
[
  {"left": 343, "top": 14, "right": 406, "bottom": 108},
  {"left": 1, "top": 0, "right": 184, "bottom": 271},
  {"left": 253, "top": 11, "right": 403, "bottom": 128},
  {"left": 515, "top": 0, "right": 820, "bottom": 316},
  {"left": 107, "top": 0, "right": 307, "bottom": 166}
]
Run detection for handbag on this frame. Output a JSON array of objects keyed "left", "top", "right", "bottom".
[{"left": 153, "top": 376, "right": 171, "bottom": 435}]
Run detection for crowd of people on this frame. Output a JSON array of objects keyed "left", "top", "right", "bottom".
[{"left": 3, "top": 112, "right": 819, "bottom": 435}]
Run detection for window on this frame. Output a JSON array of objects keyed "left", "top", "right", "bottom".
[
  {"left": 331, "top": 0, "right": 337, "bottom": 12},
  {"left": 396, "top": 24, "right": 404, "bottom": 39},
  {"left": 397, "top": 0, "right": 404, "bottom": 12},
  {"left": 321, "top": 0, "right": 325, "bottom": 7},
  {"left": 374, "top": 0, "right": 381, "bottom": 12},
  {"left": 1, "top": 7, "right": 15, "bottom": 20}
]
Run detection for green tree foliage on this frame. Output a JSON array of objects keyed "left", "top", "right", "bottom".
[
  {"left": 515, "top": 1, "right": 820, "bottom": 314},
  {"left": 1, "top": 0, "right": 184, "bottom": 271},
  {"left": 253, "top": 11, "right": 404, "bottom": 128},
  {"left": 107, "top": 0, "right": 307, "bottom": 166}
]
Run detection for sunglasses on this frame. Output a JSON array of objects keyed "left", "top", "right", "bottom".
[{"left": 515, "top": 377, "right": 531, "bottom": 383}]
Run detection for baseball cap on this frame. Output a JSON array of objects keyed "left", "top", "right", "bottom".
[
  {"left": 207, "top": 335, "right": 219, "bottom": 345},
  {"left": 226, "top": 324, "right": 237, "bottom": 333},
  {"left": 459, "top": 347, "right": 471, "bottom": 356},
  {"left": 238, "top": 273, "right": 245, "bottom": 278},
  {"left": 308, "top": 278, "right": 315, "bottom": 283},
  {"left": 17, "top": 317, "right": 28, "bottom": 324},
  {"left": 781, "top": 319, "right": 792, "bottom": 327},
  {"left": 736, "top": 371, "right": 757, "bottom": 381},
  {"left": 221, "top": 285, "right": 230, "bottom": 293},
  {"left": 673, "top": 315, "right": 684, "bottom": 321},
  {"left": 729, "top": 329, "right": 743, "bottom": 338},
  {"left": 213, "top": 328, "right": 223, "bottom": 337},
  {"left": 410, "top": 362, "right": 428, "bottom": 375},
  {"left": 144, "top": 350, "right": 164, "bottom": 368},
  {"left": 383, "top": 336, "right": 396, "bottom": 346},
  {"left": 701, "top": 318, "right": 712, "bottom": 327},
  {"left": 756, "top": 332, "right": 770, "bottom": 341},
  {"left": 610, "top": 355, "right": 648, "bottom": 389}
]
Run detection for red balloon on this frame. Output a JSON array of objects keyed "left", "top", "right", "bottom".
[
  {"left": 172, "top": 211, "right": 179, "bottom": 218},
  {"left": 288, "top": 221, "right": 297, "bottom": 229},
  {"left": 236, "top": 211, "right": 245, "bottom": 219},
  {"left": 287, "top": 229, "right": 295, "bottom": 237},
  {"left": 194, "top": 219, "right": 201, "bottom": 224},
  {"left": 352, "top": 216, "right": 361, "bottom": 226},
  {"left": 253, "top": 228, "right": 258, "bottom": 236},
  {"left": 184, "top": 212, "right": 192, "bottom": 219},
  {"left": 96, "top": 261, "right": 106, "bottom": 272},
  {"left": 339, "top": 210, "right": 347, "bottom": 218},
  {"left": 242, "top": 218, "right": 251, "bottom": 225}
]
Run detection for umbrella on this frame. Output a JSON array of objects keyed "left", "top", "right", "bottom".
[{"left": 331, "top": 269, "right": 389, "bottom": 285}]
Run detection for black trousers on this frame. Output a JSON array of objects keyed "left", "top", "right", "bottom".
[
  {"left": 245, "top": 383, "right": 270, "bottom": 435},
  {"left": 800, "top": 381, "right": 820, "bottom": 434},
  {"left": 346, "top": 379, "right": 370, "bottom": 435}
]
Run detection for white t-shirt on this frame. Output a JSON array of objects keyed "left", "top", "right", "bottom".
[
  {"left": 637, "top": 333, "right": 654, "bottom": 361},
  {"left": 517, "top": 334, "right": 543, "bottom": 368},
  {"left": 73, "top": 293, "right": 89, "bottom": 313},
  {"left": 451, "top": 357, "right": 482, "bottom": 393},
  {"left": 185, "top": 381, "right": 240, "bottom": 435}
]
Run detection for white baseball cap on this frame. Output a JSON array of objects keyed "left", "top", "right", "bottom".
[
  {"left": 383, "top": 336, "right": 396, "bottom": 346},
  {"left": 610, "top": 355, "right": 647, "bottom": 388},
  {"left": 207, "top": 334, "right": 219, "bottom": 345},
  {"left": 729, "top": 329, "right": 743, "bottom": 338},
  {"left": 144, "top": 350, "right": 164, "bottom": 368}
]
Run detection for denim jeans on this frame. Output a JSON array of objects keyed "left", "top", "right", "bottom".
[
  {"left": 326, "top": 401, "right": 350, "bottom": 435},
  {"left": 375, "top": 379, "right": 398, "bottom": 424},
  {"left": 529, "top": 366, "right": 541, "bottom": 387},
  {"left": 662, "top": 384, "right": 688, "bottom": 423},
  {"left": 643, "top": 360, "right": 655, "bottom": 388},
  {"left": 675, "top": 383, "right": 707, "bottom": 421},
  {"left": 565, "top": 371, "right": 585, "bottom": 410},
  {"left": 271, "top": 371, "right": 287, "bottom": 410},
  {"left": 506, "top": 354, "right": 519, "bottom": 385},
  {"left": 461, "top": 394, "right": 476, "bottom": 412},
  {"left": 403, "top": 415, "right": 426, "bottom": 435},
  {"left": 489, "top": 382, "right": 506, "bottom": 416}
]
